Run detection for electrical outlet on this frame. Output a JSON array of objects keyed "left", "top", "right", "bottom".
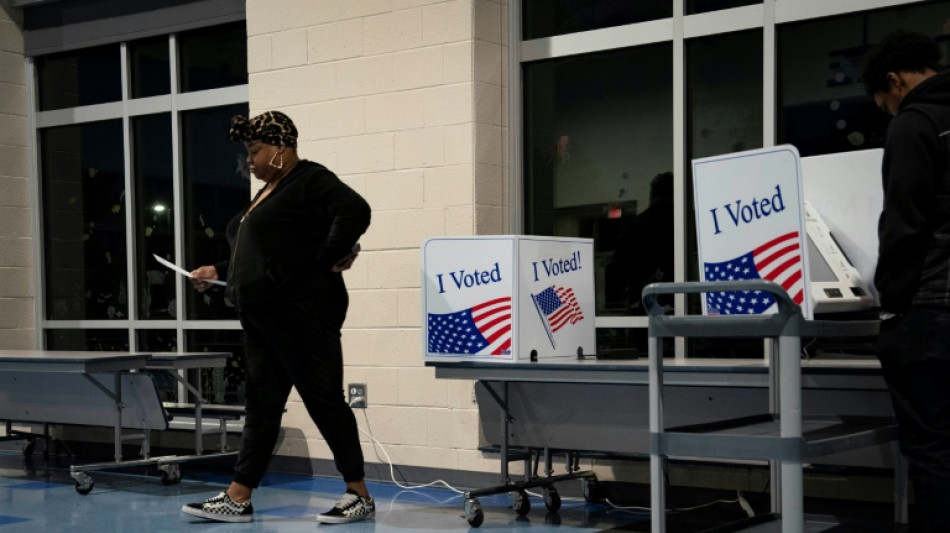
[{"left": 348, "top": 383, "right": 367, "bottom": 408}]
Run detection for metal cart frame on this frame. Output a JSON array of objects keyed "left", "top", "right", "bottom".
[{"left": 644, "top": 280, "right": 905, "bottom": 532}]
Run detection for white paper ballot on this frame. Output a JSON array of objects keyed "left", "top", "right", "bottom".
[{"left": 153, "top": 254, "right": 227, "bottom": 286}]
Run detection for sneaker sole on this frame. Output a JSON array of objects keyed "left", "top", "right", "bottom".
[
  {"left": 316, "top": 511, "right": 375, "bottom": 524},
  {"left": 182, "top": 504, "right": 253, "bottom": 523}
]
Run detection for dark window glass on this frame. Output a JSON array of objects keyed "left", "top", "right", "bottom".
[
  {"left": 523, "top": 0, "right": 672, "bottom": 40},
  {"left": 130, "top": 36, "right": 171, "bottom": 98},
  {"left": 133, "top": 113, "right": 174, "bottom": 320},
  {"left": 137, "top": 329, "right": 177, "bottom": 352},
  {"left": 178, "top": 22, "right": 248, "bottom": 92},
  {"left": 36, "top": 44, "right": 121, "bottom": 111},
  {"left": 686, "top": 30, "right": 764, "bottom": 356},
  {"left": 42, "top": 120, "right": 127, "bottom": 320},
  {"left": 182, "top": 104, "right": 249, "bottom": 320},
  {"left": 687, "top": 0, "right": 760, "bottom": 15},
  {"left": 46, "top": 329, "right": 129, "bottom": 351},
  {"left": 186, "top": 330, "right": 246, "bottom": 405},
  {"left": 523, "top": 43, "right": 673, "bottom": 339},
  {"left": 777, "top": 1, "right": 950, "bottom": 157},
  {"left": 137, "top": 329, "right": 178, "bottom": 401}
]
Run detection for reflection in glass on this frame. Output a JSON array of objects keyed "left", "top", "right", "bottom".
[
  {"left": 133, "top": 113, "right": 174, "bottom": 320},
  {"left": 42, "top": 120, "right": 127, "bottom": 320},
  {"left": 687, "top": 30, "right": 763, "bottom": 161},
  {"left": 777, "top": 2, "right": 950, "bottom": 157},
  {"left": 138, "top": 329, "right": 178, "bottom": 401},
  {"left": 523, "top": 43, "right": 673, "bottom": 340},
  {"left": 687, "top": 0, "right": 760, "bottom": 15},
  {"left": 187, "top": 330, "right": 246, "bottom": 406},
  {"left": 182, "top": 104, "right": 249, "bottom": 320},
  {"left": 686, "top": 30, "right": 763, "bottom": 357},
  {"left": 523, "top": 0, "right": 671, "bottom": 40},
  {"left": 137, "top": 329, "right": 177, "bottom": 352},
  {"left": 46, "top": 329, "right": 129, "bottom": 351},
  {"left": 35, "top": 44, "right": 122, "bottom": 111},
  {"left": 130, "top": 36, "right": 171, "bottom": 98},
  {"left": 178, "top": 22, "right": 248, "bottom": 92}
]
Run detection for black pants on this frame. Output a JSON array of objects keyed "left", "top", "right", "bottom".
[
  {"left": 877, "top": 307, "right": 950, "bottom": 533},
  {"left": 232, "top": 295, "right": 365, "bottom": 488}
]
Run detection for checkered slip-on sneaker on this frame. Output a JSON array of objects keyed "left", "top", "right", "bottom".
[
  {"left": 316, "top": 489, "right": 375, "bottom": 524},
  {"left": 182, "top": 491, "right": 254, "bottom": 523}
]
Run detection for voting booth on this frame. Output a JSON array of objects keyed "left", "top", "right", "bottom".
[
  {"left": 422, "top": 236, "right": 595, "bottom": 361},
  {"left": 692, "top": 145, "right": 815, "bottom": 319}
]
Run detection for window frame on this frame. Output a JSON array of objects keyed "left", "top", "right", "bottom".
[{"left": 29, "top": 33, "right": 247, "bottom": 355}]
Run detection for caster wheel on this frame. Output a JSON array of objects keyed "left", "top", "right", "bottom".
[
  {"left": 513, "top": 490, "right": 531, "bottom": 516},
  {"left": 465, "top": 498, "right": 484, "bottom": 528},
  {"left": 74, "top": 479, "right": 94, "bottom": 494},
  {"left": 159, "top": 464, "right": 181, "bottom": 485},
  {"left": 72, "top": 471, "right": 94, "bottom": 495},
  {"left": 543, "top": 486, "right": 561, "bottom": 512}
]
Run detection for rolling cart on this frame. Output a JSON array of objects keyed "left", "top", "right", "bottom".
[{"left": 643, "top": 280, "right": 905, "bottom": 532}]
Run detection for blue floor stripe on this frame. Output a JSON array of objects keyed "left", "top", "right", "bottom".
[
  {"left": 0, "top": 516, "right": 30, "bottom": 526},
  {"left": 5, "top": 481, "right": 63, "bottom": 490}
]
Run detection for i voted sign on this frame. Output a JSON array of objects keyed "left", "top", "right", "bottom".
[
  {"left": 423, "top": 236, "right": 595, "bottom": 361},
  {"left": 692, "top": 145, "right": 812, "bottom": 319}
]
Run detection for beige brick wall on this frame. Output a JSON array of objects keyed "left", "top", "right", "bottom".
[
  {"left": 0, "top": 3, "right": 34, "bottom": 350},
  {"left": 246, "top": 0, "right": 508, "bottom": 475}
]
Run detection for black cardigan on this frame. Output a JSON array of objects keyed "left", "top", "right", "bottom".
[{"left": 214, "top": 160, "right": 371, "bottom": 307}]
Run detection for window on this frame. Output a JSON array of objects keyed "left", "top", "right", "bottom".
[
  {"left": 522, "top": 43, "right": 673, "bottom": 355},
  {"left": 34, "top": 22, "right": 248, "bottom": 404},
  {"left": 686, "top": 29, "right": 763, "bottom": 304},
  {"left": 778, "top": 1, "right": 950, "bottom": 157},
  {"left": 687, "top": 0, "right": 760, "bottom": 15},
  {"left": 134, "top": 113, "right": 174, "bottom": 320},
  {"left": 130, "top": 36, "right": 171, "bottom": 99},
  {"left": 35, "top": 44, "right": 122, "bottom": 111},
  {"left": 178, "top": 22, "right": 248, "bottom": 93},
  {"left": 42, "top": 120, "right": 127, "bottom": 321},
  {"left": 182, "top": 104, "right": 250, "bottom": 321},
  {"left": 515, "top": 0, "right": 928, "bottom": 359},
  {"left": 522, "top": 0, "right": 671, "bottom": 40}
]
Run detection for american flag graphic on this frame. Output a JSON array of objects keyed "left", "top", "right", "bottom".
[
  {"left": 704, "top": 231, "right": 804, "bottom": 315},
  {"left": 427, "top": 296, "right": 512, "bottom": 355},
  {"left": 532, "top": 285, "right": 585, "bottom": 334}
]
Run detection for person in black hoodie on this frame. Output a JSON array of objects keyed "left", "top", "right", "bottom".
[
  {"left": 181, "top": 111, "right": 374, "bottom": 524},
  {"left": 863, "top": 30, "right": 950, "bottom": 533}
]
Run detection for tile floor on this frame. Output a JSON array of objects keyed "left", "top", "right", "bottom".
[{"left": 0, "top": 449, "right": 649, "bottom": 532}]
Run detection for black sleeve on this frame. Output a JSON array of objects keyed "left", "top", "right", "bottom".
[
  {"left": 307, "top": 168, "right": 372, "bottom": 269},
  {"left": 874, "top": 110, "right": 941, "bottom": 313}
]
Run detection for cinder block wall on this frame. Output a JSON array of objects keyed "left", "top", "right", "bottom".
[
  {"left": 246, "top": 0, "right": 508, "bottom": 475},
  {"left": 0, "top": 3, "right": 34, "bottom": 350}
]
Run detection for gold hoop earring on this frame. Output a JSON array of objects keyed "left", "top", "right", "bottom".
[{"left": 268, "top": 150, "right": 284, "bottom": 169}]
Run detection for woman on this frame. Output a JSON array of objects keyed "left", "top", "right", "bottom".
[{"left": 182, "top": 111, "right": 373, "bottom": 524}]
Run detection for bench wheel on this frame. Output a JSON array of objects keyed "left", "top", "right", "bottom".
[
  {"left": 72, "top": 471, "right": 94, "bottom": 495},
  {"left": 513, "top": 489, "right": 531, "bottom": 516},
  {"left": 543, "top": 486, "right": 561, "bottom": 512},
  {"left": 159, "top": 464, "right": 182, "bottom": 485},
  {"left": 465, "top": 498, "right": 484, "bottom": 527}
]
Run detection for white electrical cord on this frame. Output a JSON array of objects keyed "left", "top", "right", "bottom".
[{"left": 350, "top": 400, "right": 465, "bottom": 494}]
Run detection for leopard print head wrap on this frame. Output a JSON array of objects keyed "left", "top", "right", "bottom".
[{"left": 229, "top": 111, "right": 298, "bottom": 148}]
